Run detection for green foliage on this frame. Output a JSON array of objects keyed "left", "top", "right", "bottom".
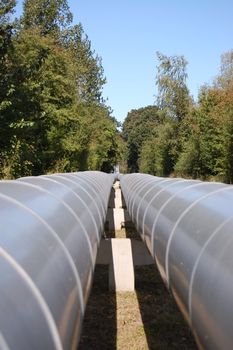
[
  {"left": 2, "top": 0, "right": 232, "bottom": 184},
  {"left": 61, "top": 24, "right": 106, "bottom": 104},
  {"left": 86, "top": 105, "right": 118, "bottom": 172},
  {"left": 139, "top": 118, "right": 177, "bottom": 176},
  {"left": 131, "top": 52, "right": 192, "bottom": 176},
  {"left": 122, "top": 106, "right": 162, "bottom": 172},
  {"left": 115, "top": 133, "right": 127, "bottom": 173},
  {"left": 0, "top": 1, "right": 119, "bottom": 179},
  {"left": 124, "top": 50, "right": 233, "bottom": 184},
  {"left": 0, "top": 0, "right": 16, "bottom": 172},
  {"left": 0, "top": 0, "right": 16, "bottom": 24},
  {"left": 216, "top": 51, "right": 233, "bottom": 89},
  {"left": 0, "top": 0, "right": 16, "bottom": 100},
  {"left": 156, "top": 52, "right": 190, "bottom": 121},
  {"left": 22, "top": 0, "right": 73, "bottom": 35},
  {"left": 175, "top": 51, "right": 233, "bottom": 182}
]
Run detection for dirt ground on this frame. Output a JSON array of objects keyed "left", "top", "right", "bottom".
[{"left": 78, "top": 229, "right": 197, "bottom": 350}]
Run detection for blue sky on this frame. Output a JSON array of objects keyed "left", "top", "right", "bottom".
[{"left": 15, "top": 0, "right": 233, "bottom": 122}]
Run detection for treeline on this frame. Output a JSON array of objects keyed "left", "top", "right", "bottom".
[
  {"left": 123, "top": 51, "right": 233, "bottom": 183},
  {"left": 0, "top": 0, "right": 121, "bottom": 179}
]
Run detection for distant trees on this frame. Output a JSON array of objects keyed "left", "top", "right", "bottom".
[
  {"left": 0, "top": 0, "right": 120, "bottom": 179},
  {"left": 1, "top": 1, "right": 232, "bottom": 183},
  {"left": 156, "top": 51, "right": 190, "bottom": 121},
  {"left": 175, "top": 51, "right": 233, "bottom": 182},
  {"left": 217, "top": 51, "right": 233, "bottom": 89},
  {"left": 123, "top": 50, "right": 233, "bottom": 183},
  {"left": 122, "top": 106, "right": 162, "bottom": 172},
  {"left": 122, "top": 53, "right": 190, "bottom": 176},
  {"left": 139, "top": 116, "right": 177, "bottom": 176}
]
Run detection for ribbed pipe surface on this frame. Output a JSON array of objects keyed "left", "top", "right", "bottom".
[
  {"left": 0, "top": 171, "right": 115, "bottom": 350},
  {"left": 119, "top": 173, "right": 233, "bottom": 350}
]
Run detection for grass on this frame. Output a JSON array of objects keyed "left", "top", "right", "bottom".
[{"left": 78, "top": 229, "right": 197, "bottom": 350}]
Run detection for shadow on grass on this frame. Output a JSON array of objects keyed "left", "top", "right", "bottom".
[
  {"left": 121, "top": 185, "right": 197, "bottom": 349},
  {"left": 134, "top": 264, "right": 197, "bottom": 349},
  {"left": 79, "top": 184, "right": 117, "bottom": 350},
  {"left": 78, "top": 265, "right": 116, "bottom": 350},
  {"left": 78, "top": 187, "right": 117, "bottom": 350},
  {"left": 79, "top": 182, "right": 197, "bottom": 350}
]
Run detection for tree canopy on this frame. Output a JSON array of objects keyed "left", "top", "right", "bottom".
[
  {"left": 156, "top": 51, "right": 190, "bottom": 121},
  {"left": 123, "top": 50, "right": 233, "bottom": 183},
  {"left": 1, "top": 1, "right": 232, "bottom": 182},
  {"left": 22, "top": 0, "right": 73, "bottom": 35},
  {"left": 0, "top": 0, "right": 121, "bottom": 179},
  {"left": 122, "top": 105, "right": 162, "bottom": 172}
]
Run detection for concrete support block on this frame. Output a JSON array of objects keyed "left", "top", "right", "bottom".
[
  {"left": 108, "top": 181, "right": 125, "bottom": 210},
  {"left": 96, "top": 239, "right": 154, "bottom": 266},
  {"left": 109, "top": 238, "right": 134, "bottom": 292},
  {"left": 99, "top": 179, "right": 153, "bottom": 292},
  {"left": 96, "top": 239, "right": 154, "bottom": 291}
]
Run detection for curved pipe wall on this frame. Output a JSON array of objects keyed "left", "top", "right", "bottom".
[
  {"left": 0, "top": 171, "right": 115, "bottom": 350},
  {"left": 120, "top": 173, "right": 233, "bottom": 350}
]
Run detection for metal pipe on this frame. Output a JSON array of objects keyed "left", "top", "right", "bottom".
[
  {"left": 0, "top": 171, "right": 115, "bottom": 350},
  {"left": 119, "top": 173, "right": 233, "bottom": 350}
]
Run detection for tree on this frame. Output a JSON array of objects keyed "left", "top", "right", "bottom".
[
  {"left": 201, "top": 85, "right": 233, "bottom": 183},
  {"left": 0, "top": 0, "right": 15, "bottom": 24},
  {"left": 122, "top": 105, "right": 162, "bottom": 172},
  {"left": 175, "top": 67, "right": 233, "bottom": 182},
  {"left": 0, "top": 0, "right": 16, "bottom": 98},
  {"left": 0, "top": 0, "right": 121, "bottom": 178},
  {"left": 156, "top": 52, "right": 190, "bottom": 121},
  {"left": 22, "top": 0, "right": 72, "bottom": 35},
  {"left": 0, "top": 0, "right": 16, "bottom": 175},
  {"left": 85, "top": 105, "right": 119, "bottom": 172},
  {"left": 216, "top": 50, "right": 233, "bottom": 89},
  {"left": 174, "top": 108, "right": 217, "bottom": 179},
  {"left": 0, "top": 28, "right": 75, "bottom": 177},
  {"left": 61, "top": 24, "right": 106, "bottom": 104},
  {"left": 139, "top": 118, "right": 177, "bottom": 176}
]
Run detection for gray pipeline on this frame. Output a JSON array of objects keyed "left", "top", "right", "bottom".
[
  {"left": 119, "top": 173, "right": 233, "bottom": 350},
  {"left": 0, "top": 171, "right": 115, "bottom": 350}
]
